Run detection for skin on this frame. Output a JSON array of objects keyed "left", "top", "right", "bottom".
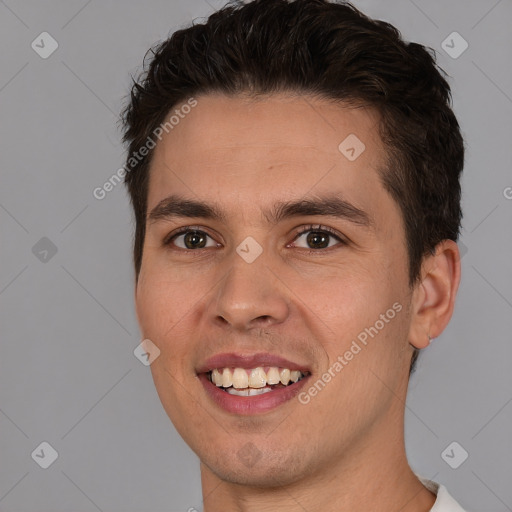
[{"left": 135, "top": 93, "right": 461, "bottom": 511}]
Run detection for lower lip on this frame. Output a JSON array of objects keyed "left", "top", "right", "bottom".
[{"left": 198, "top": 373, "right": 310, "bottom": 415}]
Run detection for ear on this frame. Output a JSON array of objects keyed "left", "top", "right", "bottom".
[{"left": 409, "top": 240, "right": 461, "bottom": 349}]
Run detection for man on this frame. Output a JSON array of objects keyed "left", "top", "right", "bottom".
[{"left": 122, "top": 0, "right": 466, "bottom": 510}]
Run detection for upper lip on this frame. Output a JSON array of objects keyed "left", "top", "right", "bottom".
[{"left": 196, "top": 352, "right": 311, "bottom": 374}]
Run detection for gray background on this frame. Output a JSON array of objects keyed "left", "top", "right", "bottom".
[{"left": 0, "top": 0, "right": 511, "bottom": 510}]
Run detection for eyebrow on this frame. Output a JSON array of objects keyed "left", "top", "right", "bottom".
[{"left": 148, "top": 193, "right": 372, "bottom": 228}]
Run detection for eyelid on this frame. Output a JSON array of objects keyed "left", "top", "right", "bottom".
[
  {"left": 163, "top": 224, "right": 347, "bottom": 250},
  {"left": 163, "top": 225, "right": 220, "bottom": 247},
  {"left": 289, "top": 224, "right": 346, "bottom": 245}
]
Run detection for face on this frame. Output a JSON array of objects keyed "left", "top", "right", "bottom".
[{"left": 135, "top": 93, "right": 417, "bottom": 486}]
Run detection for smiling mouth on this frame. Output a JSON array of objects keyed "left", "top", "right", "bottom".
[{"left": 206, "top": 367, "right": 310, "bottom": 396}]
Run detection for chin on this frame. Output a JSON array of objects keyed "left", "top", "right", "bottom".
[{"left": 200, "top": 445, "right": 311, "bottom": 488}]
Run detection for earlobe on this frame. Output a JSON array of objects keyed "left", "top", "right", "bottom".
[{"left": 408, "top": 240, "right": 461, "bottom": 350}]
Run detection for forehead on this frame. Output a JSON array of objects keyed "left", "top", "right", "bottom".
[
  {"left": 147, "top": 93, "right": 392, "bottom": 223},
  {"left": 153, "top": 93, "right": 383, "bottom": 157}
]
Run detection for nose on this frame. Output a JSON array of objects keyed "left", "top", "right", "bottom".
[{"left": 209, "top": 253, "right": 290, "bottom": 332}]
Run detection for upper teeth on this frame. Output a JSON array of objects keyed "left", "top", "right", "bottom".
[{"left": 210, "top": 367, "right": 305, "bottom": 388}]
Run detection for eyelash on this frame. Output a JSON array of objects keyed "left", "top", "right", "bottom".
[
  {"left": 290, "top": 224, "right": 345, "bottom": 251},
  {"left": 163, "top": 224, "right": 346, "bottom": 253}
]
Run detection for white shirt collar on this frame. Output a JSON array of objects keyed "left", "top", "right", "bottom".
[{"left": 418, "top": 476, "right": 467, "bottom": 511}]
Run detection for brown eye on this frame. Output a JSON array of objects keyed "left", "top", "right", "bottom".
[
  {"left": 291, "top": 226, "right": 344, "bottom": 250},
  {"left": 168, "top": 229, "right": 218, "bottom": 250},
  {"left": 306, "top": 231, "right": 330, "bottom": 249},
  {"left": 183, "top": 231, "right": 207, "bottom": 249}
]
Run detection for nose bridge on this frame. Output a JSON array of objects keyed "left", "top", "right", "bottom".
[{"left": 210, "top": 247, "right": 289, "bottom": 331}]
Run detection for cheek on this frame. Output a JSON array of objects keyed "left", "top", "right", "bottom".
[
  {"left": 291, "top": 262, "right": 392, "bottom": 330},
  {"left": 135, "top": 265, "right": 202, "bottom": 423},
  {"left": 136, "top": 260, "right": 199, "bottom": 329},
  {"left": 135, "top": 264, "right": 202, "bottom": 376},
  {"left": 292, "top": 259, "right": 408, "bottom": 382}
]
